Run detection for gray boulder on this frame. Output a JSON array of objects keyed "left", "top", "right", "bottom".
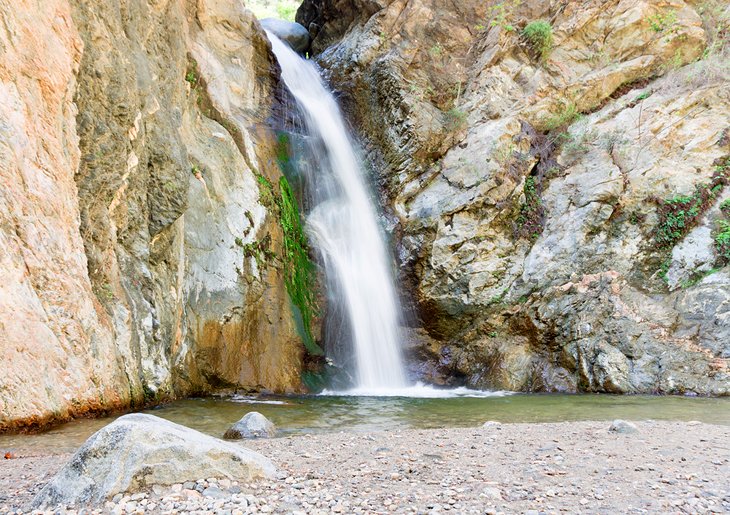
[
  {"left": 609, "top": 419, "right": 639, "bottom": 434},
  {"left": 224, "top": 412, "right": 277, "bottom": 439},
  {"left": 31, "top": 414, "right": 274, "bottom": 508},
  {"left": 260, "top": 18, "right": 311, "bottom": 53}
]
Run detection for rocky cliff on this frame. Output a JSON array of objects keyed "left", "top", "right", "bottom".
[
  {"left": 299, "top": 0, "right": 730, "bottom": 394},
  {"left": 0, "top": 0, "right": 307, "bottom": 431}
]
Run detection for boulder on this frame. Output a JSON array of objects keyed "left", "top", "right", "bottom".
[
  {"left": 224, "top": 412, "right": 277, "bottom": 439},
  {"left": 260, "top": 18, "right": 311, "bottom": 53},
  {"left": 608, "top": 420, "right": 639, "bottom": 434},
  {"left": 31, "top": 414, "right": 274, "bottom": 508}
]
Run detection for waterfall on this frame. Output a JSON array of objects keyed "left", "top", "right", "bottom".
[{"left": 266, "top": 32, "right": 407, "bottom": 391}]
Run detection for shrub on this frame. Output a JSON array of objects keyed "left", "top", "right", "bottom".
[{"left": 522, "top": 20, "right": 553, "bottom": 61}]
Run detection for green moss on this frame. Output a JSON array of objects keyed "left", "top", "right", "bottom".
[
  {"left": 278, "top": 176, "right": 322, "bottom": 356},
  {"left": 522, "top": 20, "right": 553, "bottom": 62}
]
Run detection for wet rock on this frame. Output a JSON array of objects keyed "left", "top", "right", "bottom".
[
  {"left": 609, "top": 420, "right": 639, "bottom": 434},
  {"left": 260, "top": 18, "right": 311, "bottom": 53},
  {"left": 31, "top": 414, "right": 274, "bottom": 508},
  {"left": 224, "top": 412, "right": 277, "bottom": 439}
]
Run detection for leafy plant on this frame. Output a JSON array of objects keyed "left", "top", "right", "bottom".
[
  {"left": 487, "top": 0, "right": 522, "bottom": 32},
  {"left": 522, "top": 20, "right": 553, "bottom": 61},
  {"left": 654, "top": 158, "right": 729, "bottom": 248},
  {"left": 515, "top": 176, "right": 545, "bottom": 240},
  {"left": 647, "top": 10, "right": 677, "bottom": 33},
  {"left": 714, "top": 219, "right": 730, "bottom": 264}
]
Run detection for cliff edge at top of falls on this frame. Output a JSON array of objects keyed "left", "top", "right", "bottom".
[
  {"left": 298, "top": 0, "right": 730, "bottom": 394},
  {"left": 0, "top": 0, "right": 308, "bottom": 431}
]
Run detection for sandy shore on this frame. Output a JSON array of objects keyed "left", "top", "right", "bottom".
[{"left": 1, "top": 421, "right": 729, "bottom": 514}]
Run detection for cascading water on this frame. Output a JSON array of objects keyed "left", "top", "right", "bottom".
[{"left": 266, "top": 32, "right": 407, "bottom": 391}]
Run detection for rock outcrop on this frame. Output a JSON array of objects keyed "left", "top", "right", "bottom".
[
  {"left": 31, "top": 414, "right": 274, "bottom": 507},
  {"left": 299, "top": 0, "right": 730, "bottom": 394},
  {"left": 0, "top": 0, "right": 309, "bottom": 431}
]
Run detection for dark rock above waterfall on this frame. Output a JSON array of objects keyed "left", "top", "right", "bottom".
[
  {"left": 31, "top": 414, "right": 274, "bottom": 508},
  {"left": 260, "top": 18, "right": 311, "bottom": 54}
]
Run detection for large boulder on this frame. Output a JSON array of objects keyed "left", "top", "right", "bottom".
[
  {"left": 223, "top": 411, "right": 277, "bottom": 439},
  {"left": 260, "top": 18, "right": 311, "bottom": 53},
  {"left": 31, "top": 414, "right": 275, "bottom": 508}
]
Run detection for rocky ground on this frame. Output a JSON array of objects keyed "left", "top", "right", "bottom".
[{"left": 2, "top": 421, "right": 729, "bottom": 514}]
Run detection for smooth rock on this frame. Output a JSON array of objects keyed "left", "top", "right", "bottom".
[
  {"left": 224, "top": 412, "right": 277, "bottom": 439},
  {"left": 609, "top": 420, "right": 639, "bottom": 434},
  {"left": 260, "top": 18, "right": 311, "bottom": 53},
  {"left": 31, "top": 414, "right": 275, "bottom": 508}
]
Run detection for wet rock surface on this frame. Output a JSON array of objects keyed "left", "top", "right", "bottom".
[{"left": 2, "top": 421, "right": 729, "bottom": 513}]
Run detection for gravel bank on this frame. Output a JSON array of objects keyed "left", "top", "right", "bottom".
[{"left": 1, "top": 421, "right": 729, "bottom": 513}]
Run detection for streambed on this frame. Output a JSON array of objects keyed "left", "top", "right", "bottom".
[{"left": 2, "top": 393, "right": 729, "bottom": 453}]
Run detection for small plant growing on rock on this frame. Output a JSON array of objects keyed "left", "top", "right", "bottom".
[
  {"left": 714, "top": 220, "right": 730, "bottom": 264},
  {"left": 654, "top": 156, "right": 729, "bottom": 248},
  {"left": 544, "top": 101, "right": 580, "bottom": 132},
  {"left": 515, "top": 176, "right": 545, "bottom": 241},
  {"left": 487, "top": 0, "right": 522, "bottom": 32},
  {"left": 647, "top": 10, "right": 677, "bottom": 33},
  {"left": 522, "top": 20, "right": 553, "bottom": 62},
  {"left": 445, "top": 107, "right": 467, "bottom": 131}
]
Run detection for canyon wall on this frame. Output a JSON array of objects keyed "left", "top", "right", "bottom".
[
  {"left": 299, "top": 0, "right": 730, "bottom": 394},
  {"left": 0, "top": 0, "right": 305, "bottom": 431}
]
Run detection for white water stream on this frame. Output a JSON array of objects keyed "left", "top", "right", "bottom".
[{"left": 266, "top": 33, "right": 407, "bottom": 391}]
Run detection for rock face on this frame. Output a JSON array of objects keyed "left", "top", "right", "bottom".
[
  {"left": 0, "top": 0, "right": 309, "bottom": 431},
  {"left": 224, "top": 411, "right": 277, "bottom": 439},
  {"left": 31, "top": 414, "right": 274, "bottom": 508},
  {"left": 300, "top": 0, "right": 730, "bottom": 394},
  {"left": 260, "top": 18, "right": 311, "bottom": 53}
]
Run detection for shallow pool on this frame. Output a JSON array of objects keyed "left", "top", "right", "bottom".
[{"left": 2, "top": 392, "right": 728, "bottom": 453}]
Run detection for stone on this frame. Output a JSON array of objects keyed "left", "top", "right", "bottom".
[
  {"left": 31, "top": 414, "right": 275, "bottom": 508},
  {"left": 224, "top": 412, "right": 277, "bottom": 439},
  {"left": 260, "top": 18, "right": 311, "bottom": 54},
  {"left": 609, "top": 420, "right": 639, "bottom": 434}
]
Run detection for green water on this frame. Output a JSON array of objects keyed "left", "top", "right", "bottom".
[{"left": 1, "top": 394, "right": 729, "bottom": 453}]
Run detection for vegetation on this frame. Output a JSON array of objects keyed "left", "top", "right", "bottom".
[
  {"left": 515, "top": 176, "right": 545, "bottom": 241},
  {"left": 646, "top": 9, "right": 677, "bottom": 33},
  {"left": 654, "top": 157, "right": 729, "bottom": 248},
  {"left": 251, "top": 167, "right": 322, "bottom": 356},
  {"left": 247, "top": 0, "right": 300, "bottom": 21},
  {"left": 278, "top": 175, "right": 322, "bottom": 356},
  {"left": 444, "top": 108, "right": 467, "bottom": 131},
  {"left": 522, "top": 20, "right": 554, "bottom": 62},
  {"left": 483, "top": 0, "right": 522, "bottom": 32},
  {"left": 544, "top": 101, "right": 581, "bottom": 132}
]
